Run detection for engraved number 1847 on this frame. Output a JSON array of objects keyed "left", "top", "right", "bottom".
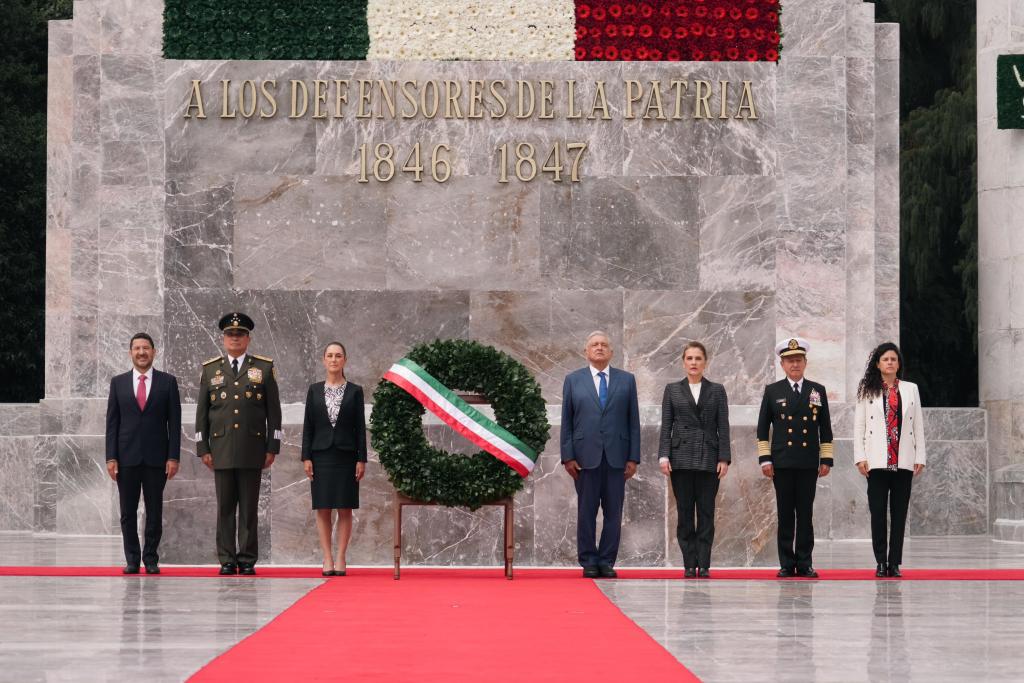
[{"left": 496, "top": 142, "right": 587, "bottom": 183}]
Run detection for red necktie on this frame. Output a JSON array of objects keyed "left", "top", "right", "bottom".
[{"left": 137, "top": 375, "right": 147, "bottom": 411}]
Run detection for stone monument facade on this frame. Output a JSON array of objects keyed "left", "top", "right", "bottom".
[
  {"left": 978, "top": 1, "right": 1024, "bottom": 540},
  {"left": 0, "top": 0, "right": 992, "bottom": 566}
]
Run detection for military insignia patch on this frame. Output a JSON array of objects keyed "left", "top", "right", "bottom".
[
  {"left": 211, "top": 374, "right": 225, "bottom": 387},
  {"left": 809, "top": 389, "right": 822, "bottom": 407},
  {"left": 248, "top": 367, "right": 263, "bottom": 383}
]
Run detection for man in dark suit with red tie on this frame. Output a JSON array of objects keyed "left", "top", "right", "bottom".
[{"left": 105, "top": 332, "right": 182, "bottom": 574}]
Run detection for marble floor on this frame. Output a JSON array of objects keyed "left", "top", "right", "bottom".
[{"left": 1, "top": 533, "right": 1024, "bottom": 681}]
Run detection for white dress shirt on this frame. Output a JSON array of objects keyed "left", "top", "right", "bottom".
[
  {"left": 590, "top": 365, "right": 610, "bottom": 395},
  {"left": 133, "top": 368, "right": 153, "bottom": 401},
  {"left": 688, "top": 381, "right": 701, "bottom": 403},
  {"left": 228, "top": 353, "right": 247, "bottom": 373}
]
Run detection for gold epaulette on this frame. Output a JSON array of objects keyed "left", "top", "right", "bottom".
[
  {"left": 757, "top": 440, "right": 771, "bottom": 457},
  {"left": 202, "top": 356, "right": 222, "bottom": 366},
  {"left": 819, "top": 442, "right": 834, "bottom": 457},
  {"left": 251, "top": 353, "right": 273, "bottom": 363}
]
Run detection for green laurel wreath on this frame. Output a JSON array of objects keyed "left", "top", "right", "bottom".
[{"left": 370, "top": 339, "right": 549, "bottom": 510}]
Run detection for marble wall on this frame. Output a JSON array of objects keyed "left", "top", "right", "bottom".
[
  {"left": 978, "top": 0, "right": 1024, "bottom": 537},
  {"left": 2, "top": 0, "right": 994, "bottom": 564}
]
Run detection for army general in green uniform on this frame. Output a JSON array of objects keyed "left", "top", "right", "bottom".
[{"left": 196, "top": 312, "right": 282, "bottom": 575}]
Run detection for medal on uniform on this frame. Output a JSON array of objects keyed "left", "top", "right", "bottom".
[
  {"left": 809, "top": 389, "right": 822, "bottom": 407},
  {"left": 210, "top": 392, "right": 216, "bottom": 401},
  {"left": 220, "top": 391, "right": 227, "bottom": 399},
  {"left": 245, "top": 390, "right": 252, "bottom": 398},
  {"left": 211, "top": 374, "right": 225, "bottom": 387},
  {"left": 257, "top": 393, "right": 262, "bottom": 400},
  {"left": 248, "top": 367, "right": 263, "bottom": 383}
]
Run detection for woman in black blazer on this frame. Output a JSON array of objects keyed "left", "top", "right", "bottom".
[
  {"left": 658, "top": 341, "right": 731, "bottom": 578},
  {"left": 302, "top": 341, "right": 367, "bottom": 576}
]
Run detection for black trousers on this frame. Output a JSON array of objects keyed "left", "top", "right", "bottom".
[
  {"left": 574, "top": 456, "right": 626, "bottom": 568},
  {"left": 867, "top": 468, "right": 914, "bottom": 565},
  {"left": 214, "top": 468, "right": 263, "bottom": 565},
  {"left": 772, "top": 468, "right": 818, "bottom": 570},
  {"left": 116, "top": 464, "right": 167, "bottom": 566},
  {"left": 670, "top": 469, "right": 719, "bottom": 569}
]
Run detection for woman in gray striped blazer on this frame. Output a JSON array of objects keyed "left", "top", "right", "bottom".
[{"left": 658, "top": 341, "right": 731, "bottom": 577}]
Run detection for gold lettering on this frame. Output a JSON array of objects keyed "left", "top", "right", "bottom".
[
  {"left": 694, "top": 80, "right": 712, "bottom": 119},
  {"left": 221, "top": 80, "right": 236, "bottom": 118},
  {"left": 719, "top": 81, "right": 730, "bottom": 119},
  {"left": 259, "top": 79, "right": 277, "bottom": 118},
  {"left": 444, "top": 80, "right": 463, "bottom": 119},
  {"left": 467, "top": 80, "right": 485, "bottom": 118},
  {"left": 239, "top": 80, "right": 258, "bottom": 118},
  {"left": 184, "top": 80, "right": 206, "bottom": 119},
  {"left": 624, "top": 80, "right": 643, "bottom": 119},
  {"left": 588, "top": 81, "right": 611, "bottom": 120},
  {"left": 290, "top": 80, "right": 308, "bottom": 118},
  {"left": 566, "top": 79, "right": 582, "bottom": 119},
  {"left": 670, "top": 80, "right": 688, "bottom": 120},
  {"left": 333, "top": 80, "right": 348, "bottom": 118},
  {"left": 356, "top": 79, "right": 372, "bottom": 118},
  {"left": 516, "top": 80, "right": 535, "bottom": 119},
  {"left": 377, "top": 80, "right": 397, "bottom": 119},
  {"left": 399, "top": 80, "right": 418, "bottom": 118},
  {"left": 539, "top": 80, "right": 555, "bottom": 119},
  {"left": 735, "top": 80, "right": 758, "bottom": 119},
  {"left": 421, "top": 80, "right": 440, "bottom": 119},
  {"left": 642, "top": 80, "right": 667, "bottom": 120},
  {"left": 489, "top": 80, "right": 508, "bottom": 118},
  {"left": 312, "top": 79, "right": 329, "bottom": 119}
]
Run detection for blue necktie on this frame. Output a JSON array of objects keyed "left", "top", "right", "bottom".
[{"left": 598, "top": 371, "right": 608, "bottom": 409}]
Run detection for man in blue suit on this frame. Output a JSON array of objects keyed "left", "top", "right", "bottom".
[
  {"left": 560, "top": 331, "right": 641, "bottom": 578},
  {"left": 105, "top": 333, "right": 182, "bottom": 574}
]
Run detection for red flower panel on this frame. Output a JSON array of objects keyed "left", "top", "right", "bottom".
[{"left": 575, "top": 0, "right": 782, "bottom": 62}]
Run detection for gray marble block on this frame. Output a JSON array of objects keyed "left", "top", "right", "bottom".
[{"left": 16, "top": 0, "right": 997, "bottom": 562}]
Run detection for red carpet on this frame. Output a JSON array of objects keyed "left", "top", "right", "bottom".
[
  {"left": 4, "top": 566, "right": 1024, "bottom": 580},
  {"left": 188, "top": 573, "right": 699, "bottom": 683}
]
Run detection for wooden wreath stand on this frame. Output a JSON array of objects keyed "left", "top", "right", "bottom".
[
  {"left": 392, "top": 492, "right": 514, "bottom": 580},
  {"left": 392, "top": 391, "right": 515, "bottom": 580}
]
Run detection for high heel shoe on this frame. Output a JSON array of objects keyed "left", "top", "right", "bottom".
[{"left": 322, "top": 564, "right": 335, "bottom": 577}]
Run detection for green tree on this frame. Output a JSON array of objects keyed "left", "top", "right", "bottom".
[
  {"left": 0, "top": 0, "right": 71, "bottom": 402},
  {"left": 873, "top": 0, "right": 978, "bottom": 406}
]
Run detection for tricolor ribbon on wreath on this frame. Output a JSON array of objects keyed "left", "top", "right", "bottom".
[{"left": 383, "top": 358, "right": 538, "bottom": 477}]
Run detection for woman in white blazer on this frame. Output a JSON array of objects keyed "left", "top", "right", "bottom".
[{"left": 854, "top": 342, "right": 926, "bottom": 578}]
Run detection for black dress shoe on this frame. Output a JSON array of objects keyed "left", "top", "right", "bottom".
[
  {"left": 597, "top": 566, "right": 618, "bottom": 579},
  {"left": 238, "top": 564, "right": 256, "bottom": 576},
  {"left": 796, "top": 567, "right": 819, "bottom": 578},
  {"left": 582, "top": 566, "right": 600, "bottom": 578},
  {"left": 777, "top": 568, "right": 794, "bottom": 578},
  {"left": 219, "top": 563, "right": 237, "bottom": 576},
  {"left": 144, "top": 564, "right": 160, "bottom": 575},
  {"left": 875, "top": 563, "right": 887, "bottom": 578},
  {"left": 684, "top": 568, "right": 697, "bottom": 578},
  {"left": 698, "top": 568, "right": 710, "bottom": 578},
  {"left": 887, "top": 564, "right": 902, "bottom": 578},
  {"left": 123, "top": 564, "right": 140, "bottom": 575}
]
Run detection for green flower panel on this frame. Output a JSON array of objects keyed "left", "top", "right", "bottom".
[{"left": 164, "top": 0, "right": 369, "bottom": 60}]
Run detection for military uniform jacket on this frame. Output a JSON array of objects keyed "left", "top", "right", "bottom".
[
  {"left": 756, "top": 379, "right": 833, "bottom": 469},
  {"left": 195, "top": 354, "right": 282, "bottom": 469}
]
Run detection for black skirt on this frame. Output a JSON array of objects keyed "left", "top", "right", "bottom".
[{"left": 309, "top": 448, "right": 360, "bottom": 510}]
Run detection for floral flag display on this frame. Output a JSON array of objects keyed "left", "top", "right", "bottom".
[{"left": 165, "top": 0, "right": 782, "bottom": 62}]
